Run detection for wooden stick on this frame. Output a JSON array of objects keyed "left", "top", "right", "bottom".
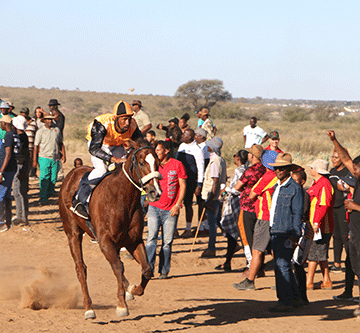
[{"left": 190, "top": 207, "right": 206, "bottom": 253}]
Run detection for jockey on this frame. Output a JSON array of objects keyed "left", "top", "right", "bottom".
[{"left": 71, "top": 100, "right": 143, "bottom": 219}]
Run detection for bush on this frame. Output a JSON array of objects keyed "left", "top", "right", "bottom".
[{"left": 282, "top": 107, "right": 310, "bottom": 123}]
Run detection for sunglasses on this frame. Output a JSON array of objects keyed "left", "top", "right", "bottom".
[{"left": 274, "top": 166, "right": 287, "bottom": 171}]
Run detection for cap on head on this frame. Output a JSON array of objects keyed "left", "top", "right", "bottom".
[
  {"left": 206, "top": 136, "right": 223, "bottom": 156},
  {"left": 132, "top": 100, "right": 142, "bottom": 108},
  {"left": 20, "top": 107, "right": 30, "bottom": 114},
  {"left": 48, "top": 99, "right": 60, "bottom": 106},
  {"left": 247, "top": 144, "right": 263, "bottom": 160},
  {"left": 13, "top": 116, "right": 28, "bottom": 130},
  {"left": 269, "top": 153, "right": 293, "bottom": 167},
  {"left": 307, "top": 159, "right": 330, "bottom": 175},
  {"left": 8, "top": 102, "right": 14, "bottom": 109},
  {"left": 0, "top": 115, "right": 13, "bottom": 124},
  {"left": 269, "top": 131, "right": 279, "bottom": 140},
  {"left": 113, "top": 101, "right": 134, "bottom": 117},
  {"left": 200, "top": 108, "right": 209, "bottom": 116},
  {"left": 0, "top": 101, "right": 10, "bottom": 109},
  {"left": 195, "top": 128, "right": 207, "bottom": 138}
]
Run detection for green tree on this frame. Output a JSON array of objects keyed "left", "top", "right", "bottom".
[
  {"left": 314, "top": 104, "right": 338, "bottom": 122},
  {"left": 175, "top": 79, "right": 232, "bottom": 111},
  {"left": 282, "top": 107, "right": 310, "bottom": 123}
]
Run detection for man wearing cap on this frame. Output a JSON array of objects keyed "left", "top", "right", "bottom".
[
  {"left": 264, "top": 131, "right": 283, "bottom": 153},
  {"left": 21, "top": 107, "right": 37, "bottom": 178},
  {"left": 48, "top": 99, "right": 65, "bottom": 136},
  {"left": 131, "top": 100, "right": 152, "bottom": 134},
  {"left": 234, "top": 150, "right": 278, "bottom": 290},
  {"left": 12, "top": 116, "right": 30, "bottom": 224},
  {"left": 235, "top": 144, "right": 266, "bottom": 269},
  {"left": 0, "top": 115, "right": 20, "bottom": 233},
  {"left": 157, "top": 118, "right": 182, "bottom": 157},
  {"left": 0, "top": 101, "right": 16, "bottom": 140},
  {"left": 71, "top": 100, "right": 142, "bottom": 219},
  {"left": 33, "top": 115, "right": 66, "bottom": 205},
  {"left": 176, "top": 129, "right": 205, "bottom": 238},
  {"left": 268, "top": 153, "right": 303, "bottom": 312},
  {"left": 8, "top": 102, "right": 17, "bottom": 117},
  {"left": 199, "top": 108, "right": 216, "bottom": 140},
  {"left": 306, "top": 159, "right": 334, "bottom": 291},
  {"left": 200, "top": 136, "right": 227, "bottom": 257},
  {"left": 243, "top": 117, "right": 269, "bottom": 149}
]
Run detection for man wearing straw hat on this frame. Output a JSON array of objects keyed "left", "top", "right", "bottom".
[{"left": 268, "top": 153, "right": 303, "bottom": 312}]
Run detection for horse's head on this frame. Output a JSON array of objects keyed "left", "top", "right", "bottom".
[{"left": 127, "top": 139, "right": 162, "bottom": 202}]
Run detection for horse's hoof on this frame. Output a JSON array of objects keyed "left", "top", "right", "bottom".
[
  {"left": 116, "top": 306, "right": 129, "bottom": 317},
  {"left": 85, "top": 309, "right": 96, "bottom": 320},
  {"left": 125, "top": 291, "right": 134, "bottom": 301}
]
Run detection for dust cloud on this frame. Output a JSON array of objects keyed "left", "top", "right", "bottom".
[{"left": 0, "top": 265, "right": 80, "bottom": 310}]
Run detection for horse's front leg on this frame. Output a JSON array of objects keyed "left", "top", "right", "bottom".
[
  {"left": 128, "top": 240, "right": 153, "bottom": 296},
  {"left": 99, "top": 236, "right": 129, "bottom": 317},
  {"left": 66, "top": 227, "right": 95, "bottom": 320}
]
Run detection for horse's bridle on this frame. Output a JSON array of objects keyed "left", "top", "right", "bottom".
[{"left": 122, "top": 146, "right": 162, "bottom": 192}]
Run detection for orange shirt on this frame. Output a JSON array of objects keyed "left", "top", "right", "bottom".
[
  {"left": 252, "top": 170, "right": 278, "bottom": 221},
  {"left": 86, "top": 114, "right": 137, "bottom": 146}
]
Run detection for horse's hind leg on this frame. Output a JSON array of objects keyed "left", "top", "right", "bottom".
[
  {"left": 65, "top": 225, "right": 95, "bottom": 320},
  {"left": 99, "top": 237, "right": 129, "bottom": 317},
  {"left": 127, "top": 241, "right": 153, "bottom": 296}
]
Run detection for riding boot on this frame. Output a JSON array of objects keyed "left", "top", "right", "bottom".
[
  {"left": 5, "top": 198, "right": 12, "bottom": 228},
  {"left": 71, "top": 173, "right": 93, "bottom": 220}
]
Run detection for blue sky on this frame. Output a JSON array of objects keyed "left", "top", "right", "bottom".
[{"left": 1, "top": 0, "right": 359, "bottom": 100}]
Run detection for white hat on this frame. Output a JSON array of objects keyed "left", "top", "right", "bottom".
[
  {"left": 12, "top": 116, "right": 28, "bottom": 131},
  {"left": 307, "top": 159, "right": 330, "bottom": 175}
]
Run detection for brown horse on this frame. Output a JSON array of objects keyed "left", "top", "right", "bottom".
[{"left": 59, "top": 140, "right": 162, "bottom": 320}]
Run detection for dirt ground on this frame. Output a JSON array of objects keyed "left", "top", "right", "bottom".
[{"left": 0, "top": 155, "right": 360, "bottom": 332}]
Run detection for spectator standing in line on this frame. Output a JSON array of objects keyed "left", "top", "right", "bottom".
[
  {"left": 33, "top": 115, "right": 66, "bottom": 205},
  {"left": 146, "top": 140, "right": 186, "bottom": 279},
  {"left": 0, "top": 115, "right": 20, "bottom": 233},
  {"left": 194, "top": 128, "right": 211, "bottom": 234},
  {"left": 216, "top": 149, "right": 248, "bottom": 271},
  {"left": 74, "top": 158, "right": 83, "bottom": 168},
  {"left": 48, "top": 99, "right": 65, "bottom": 180},
  {"left": 199, "top": 108, "right": 216, "bottom": 140},
  {"left": 329, "top": 148, "right": 350, "bottom": 272},
  {"left": 179, "top": 113, "right": 190, "bottom": 133},
  {"left": 132, "top": 100, "right": 152, "bottom": 134},
  {"left": 0, "top": 101, "right": 16, "bottom": 140},
  {"left": 12, "top": 116, "right": 30, "bottom": 225},
  {"left": 145, "top": 130, "right": 157, "bottom": 148},
  {"left": 291, "top": 168, "right": 313, "bottom": 306},
  {"left": 34, "top": 106, "right": 45, "bottom": 130},
  {"left": 264, "top": 131, "right": 283, "bottom": 153},
  {"left": 8, "top": 102, "right": 17, "bottom": 117},
  {"left": 235, "top": 144, "right": 266, "bottom": 271},
  {"left": 327, "top": 130, "right": 360, "bottom": 317},
  {"left": 23, "top": 107, "right": 38, "bottom": 179},
  {"left": 200, "top": 137, "right": 227, "bottom": 258},
  {"left": 268, "top": 153, "right": 303, "bottom": 312},
  {"left": 176, "top": 129, "right": 204, "bottom": 238},
  {"left": 306, "top": 159, "right": 334, "bottom": 290},
  {"left": 233, "top": 150, "right": 278, "bottom": 289},
  {"left": 243, "top": 117, "right": 269, "bottom": 149},
  {"left": 48, "top": 99, "right": 65, "bottom": 135},
  {"left": 157, "top": 117, "right": 182, "bottom": 157}
]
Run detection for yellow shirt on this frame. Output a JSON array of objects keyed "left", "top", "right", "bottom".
[{"left": 86, "top": 114, "right": 137, "bottom": 146}]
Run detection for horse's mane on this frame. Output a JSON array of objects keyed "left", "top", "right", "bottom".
[{"left": 112, "top": 138, "right": 152, "bottom": 175}]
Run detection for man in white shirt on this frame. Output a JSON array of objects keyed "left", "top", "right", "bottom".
[
  {"left": 131, "top": 100, "right": 152, "bottom": 134},
  {"left": 243, "top": 117, "right": 269, "bottom": 149}
]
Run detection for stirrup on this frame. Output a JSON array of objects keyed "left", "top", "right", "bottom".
[{"left": 70, "top": 200, "right": 90, "bottom": 220}]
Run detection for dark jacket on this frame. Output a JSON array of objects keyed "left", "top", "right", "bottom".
[{"left": 270, "top": 177, "right": 304, "bottom": 239}]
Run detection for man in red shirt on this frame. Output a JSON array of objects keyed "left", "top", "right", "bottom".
[
  {"left": 145, "top": 140, "right": 187, "bottom": 279},
  {"left": 264, "top": 131, "right": 283, "bottom": 153},
  {"left": 234, "top": 150, "right": 278, "bottom": 290}
]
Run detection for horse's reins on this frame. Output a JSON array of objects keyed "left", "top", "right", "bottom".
[{"left": 122, "top": 146, "right": 162, "bottom": 192}]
